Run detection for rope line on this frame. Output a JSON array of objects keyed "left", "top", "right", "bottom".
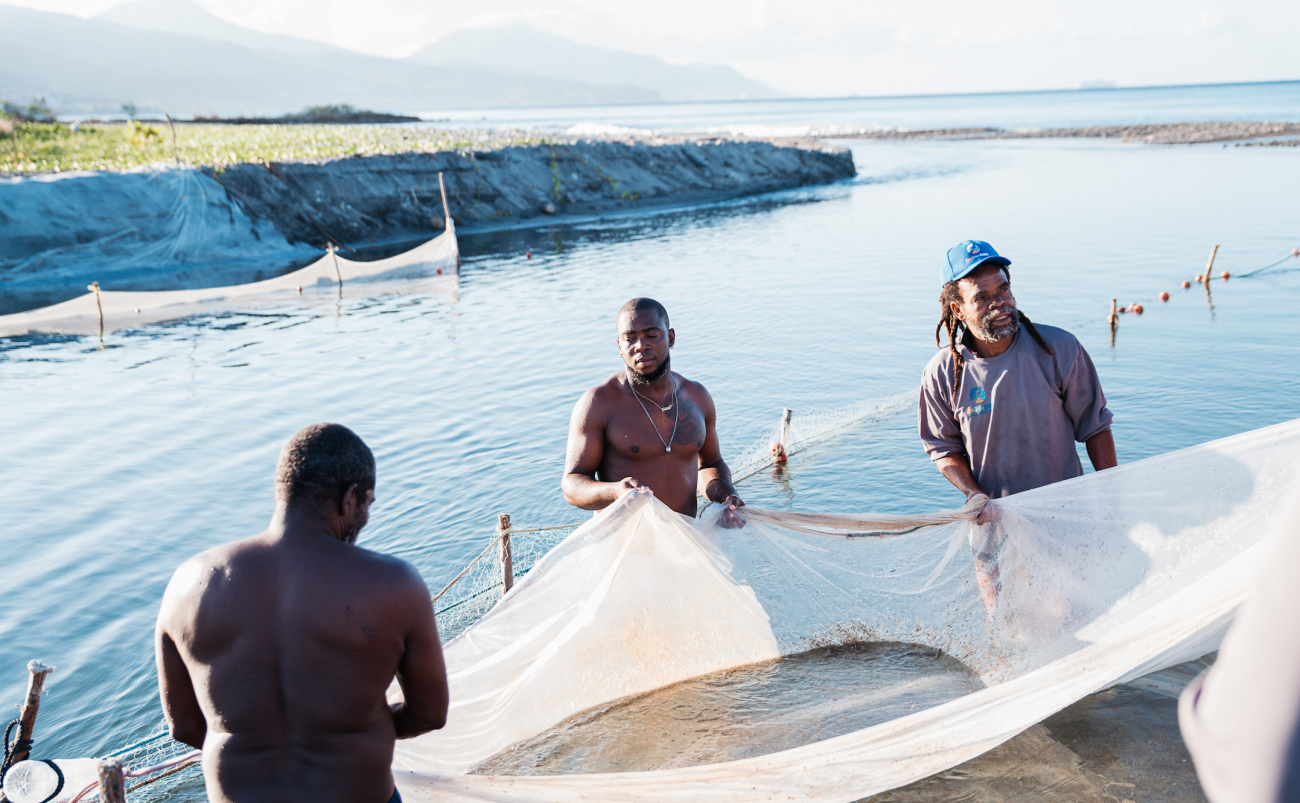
[{"left": 1236, "top": 248, "right": 1300, "bottom": 278}]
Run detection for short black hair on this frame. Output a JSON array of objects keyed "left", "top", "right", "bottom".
[
  {"left": 617, "top": 297, "right": 669, "bottom": 329},
  {"left": 275, "top": 423, "right": 375, "bottom": 508}
]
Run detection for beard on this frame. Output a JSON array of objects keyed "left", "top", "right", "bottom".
[
  {"left": 627, "top": 354, "right": 671, "bottom": 385},
  {"left": 340, "top": 502, "right": 367, "bottom": 545},
  {"left": 972, "top": 306, "right": 1021, "bottom": 342}
]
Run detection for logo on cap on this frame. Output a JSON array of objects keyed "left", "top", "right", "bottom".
[{"left": 966, "top": 243, "right": 980, "bottom": 255}]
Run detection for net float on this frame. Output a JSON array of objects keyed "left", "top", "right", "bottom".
[
  {"left": 526, "top": 251, "right": 532, "bottom": 260},
  {"left": 134, "top": 308, "right": 141, "bottom": 313},
  {"left": 1220, "top": 271, "right": 1230, "bottom": 280},
  {"left": 1294, "top": 248, "right": 1299, "bottom": 257},
  {"left": 1131, "top": 304, "right": 1144, "bottom": 315},
  {"left": 1159, "top": 292, "right": 1170, "bottom": 302},
  {"left": 436, "top": 267, "right": 442, "bottom": 275},
  {"left": 296, "top": 286, "right": 302, "bottom": 294},
  {"left": 1181, "top": 281, "right": 1191, "bottom": 289}
]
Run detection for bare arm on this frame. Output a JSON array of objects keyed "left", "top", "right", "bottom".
[
  {"left": 561, "top": 388, "right": 641, "bottom": 509},
  {"left": 935, "top": 453, "right": 994, "bottom": 525},
  {"left": 155, "top": 574, "right": 207, "bottom": 749},
  {"left": 1085, "top": 430, "right": 1117, "bottom": 471},
  {"left": 694, "top": 387, "right": 740, "bottom": 505},
  {"left": 390, "top": 568, "right": 449, "bottom": 738},
  {"left": 694, "top": 386, "right": 744, "bottom": 527}
]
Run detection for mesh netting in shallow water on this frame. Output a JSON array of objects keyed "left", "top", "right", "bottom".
[
  {"left": 391, "top": 418, "right": 1300, "bottom": 801},
  {"left": 429, "top": 391, "right": 923, "bottom": 637},
  {"left": 0, "top": 223, "right": 459, "bottom": 338}
]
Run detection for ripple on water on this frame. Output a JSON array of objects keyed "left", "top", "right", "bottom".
[{"left": 474, "top": 642, "right": 984, "bottom": 775}]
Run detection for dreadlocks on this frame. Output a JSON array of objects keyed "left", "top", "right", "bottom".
[{"left": 934, "top": 266, "right": 1054, "bottom": 390}]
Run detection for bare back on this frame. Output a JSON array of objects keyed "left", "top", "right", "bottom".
[{"left": 157, "top": 530, "right": 446, "bottom": 803}]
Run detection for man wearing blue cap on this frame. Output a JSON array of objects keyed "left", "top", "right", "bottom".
[{"left": 919, "top": 240, "right": 1117, "bottom": 523}]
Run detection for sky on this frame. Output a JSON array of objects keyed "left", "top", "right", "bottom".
[{"left": 11, "top": 0, "right": 1300, "bottom": 97}]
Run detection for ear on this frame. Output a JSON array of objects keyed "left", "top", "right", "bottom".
[
  {"left": 339, "top": 482, "right": 359, "bottom": 518},
  {"left": 668, "top": 328, "right": 675, "bottom": 348},
  {"left": 950, "top": 300, "right": 966, "bottom": 323}
]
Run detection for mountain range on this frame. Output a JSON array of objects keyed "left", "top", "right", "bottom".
[{"left": 0, "top": 0, "right": 783, "bottom": 117}]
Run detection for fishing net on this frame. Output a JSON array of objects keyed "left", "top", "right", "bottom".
[
  {"left": 389, "top": 417, "right": 1300, "bottom": 801},
  {"left": 433, "top": 525, "right": 580, "bottom": 642},
  {"left": 0, "top": 224, "right": 459, "bottom": 338},
  {"left": 728, "top": 392, "right": 916, "bottom": 483}
]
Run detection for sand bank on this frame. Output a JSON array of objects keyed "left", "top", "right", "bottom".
[{"left": 0, "top": 135, "right": 853, "bottom": 311}]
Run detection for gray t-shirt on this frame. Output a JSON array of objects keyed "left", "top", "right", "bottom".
[{"left": 918, "top": 323, "right": 1113, "bottom": 498}]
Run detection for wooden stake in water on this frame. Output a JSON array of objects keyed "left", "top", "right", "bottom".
[
  {"left": 497, "top": 513, "right": 514, "bottom": 593},
  {"left": 439, "top": 172, "right": 450, "bottom": 227},
  {"left": 779, "top": 408, "right": 793, "bottom": 451},
  {"left": 1108, "top": 298, "right": 1118, "bottom": 348},
  {"left": 87, "top": 281, "right": 103, "bottom": 338},
  {"left": 96, "top": 758, "right": 126, "bottom": 803},
  {"left": 1203, "top": 244, "right": 1219, "bottom": 308},
  {"left": 328, "top": 242, "right": 343, "bottom": 288},
  {"left": 8, "top": 661, "right": 55, "bottom": 768}
]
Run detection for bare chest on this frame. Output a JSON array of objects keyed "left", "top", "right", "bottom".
[{"left": 605, "top": 395, "right": 706, "bottom": 460}]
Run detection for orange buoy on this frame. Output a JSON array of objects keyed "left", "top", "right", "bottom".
[
  {"left": 1181, "top": 281, "right": 1191, "bottom": 289},
  {"left": 1220, "top": 271, "right": 1230, "bottom": 280},
  {"left": 1116, "top": 307, "right": 1127, "bottom": 313},
  {"left": 1131, "top": 304, "right": 1144, "bottom": 315},
  {"left": 526, "top": 251, "right": 532, "bottom": 260},
  {"left": 1159, "top": 291, "right": 1170, "bottom": 302},
  {"left": 436, "top": 267, "right": 442, "bottom": 275},
  {"left": 296, "top": 286, "right": 303, "bottom": 294},
  {"left": 134, "top": 308, "right": 141, "bottom": 313},
  {"left": 1293, "top": 248, "right": 1299, "bottom": 257},
  {"left": 1195, "top": 275, "right": 1204, "bottom": 283}
]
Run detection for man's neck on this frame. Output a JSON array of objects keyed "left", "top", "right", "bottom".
[
  {"left": 627, "top": 369, "right": 674, "bottom": 396},
  {"left": 268, "top": 501, "right": 345, "bottom": 543},
  {"left": 966, "top": 331, "right": 1015, "bottom": 359}
]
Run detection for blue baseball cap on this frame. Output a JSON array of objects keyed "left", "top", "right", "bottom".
[{"left": 943, "top": 240, "right": 1012, "bottom": 285}]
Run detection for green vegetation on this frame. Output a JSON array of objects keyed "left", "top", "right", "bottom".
[
  {"left": 0, "top": 123, "right": 549, "bottom": 176},
  {"left": 2, "top": 97, "right": 57, "bottom": 123}
]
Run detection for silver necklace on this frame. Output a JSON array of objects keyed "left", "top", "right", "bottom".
[{"left": 628, "top": 372, "right": 679, "bottom": 453}]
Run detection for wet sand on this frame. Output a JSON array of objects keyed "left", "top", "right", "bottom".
[
  {"left": 476, "top": 645, "right": 1211, "bottom": 801},
  {"left": 865, "top": 658, "right": 1212, "bottom": 802},
  {"left": 474, "top": 642, "right": 984, "bottom": 775}
]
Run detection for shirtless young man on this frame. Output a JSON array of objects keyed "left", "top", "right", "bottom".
[
  {"left": 155, "top": 424, "right": 449, "bottom": 803},
  {"left": 562, "top": 298, "right": 743, "bottom": 523}
]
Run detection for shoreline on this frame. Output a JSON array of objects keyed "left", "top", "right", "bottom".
[
  {"left": 815, "top": 121, "right": 1300, "bottom": 145},
  {"left": 0, "top": 135, "right": 854, "bottom": 313}
]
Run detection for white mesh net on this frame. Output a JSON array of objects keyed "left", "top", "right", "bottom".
[
  {"left": 388, "top": 417, "right": 1300, "bottom": 801},
  {"left": 727, "top": 391, "right": 917, "bottom": 484},
  {"left": 0, "top": 224, "right": 459, "bottom": 338}
]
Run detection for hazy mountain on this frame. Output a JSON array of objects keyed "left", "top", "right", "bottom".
[
  {"left": 0, "top": 5, "right": 659, "bottom": 116},
  {"left": 96, "top": 0, "right": 346, "bottom": 57},
  {"left": 410, "top": 25, "right": 784, "bottom": 103}
]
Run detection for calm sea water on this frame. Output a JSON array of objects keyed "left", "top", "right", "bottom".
[
  {"left": 1, "top": 122, "right": 1298, "bottom": 780},
  {"left": 416, "top": 80, "right": 1300, "bottom": 134}
]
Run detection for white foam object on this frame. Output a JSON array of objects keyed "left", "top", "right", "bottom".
[
  {"left": 0, "top": 222, "right": 459, "bottom": 337},
  {"left": 2, "top": 759, "right": 99, "bottom": 803},
  {"left": 392, "top": 418, "right": 1300, "bottom": 801}
]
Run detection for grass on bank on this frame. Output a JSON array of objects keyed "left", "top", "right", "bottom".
[{"left": 0, "top": 122, "right": 547, "bottom": 176}]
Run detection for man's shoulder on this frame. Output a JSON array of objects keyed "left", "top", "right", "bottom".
[
  {"left": 1028, "top": 322, "right": 1082, "bottom": 350},
  {"left": 921, "top": 347, "right": 954, "bottom": 381}
]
